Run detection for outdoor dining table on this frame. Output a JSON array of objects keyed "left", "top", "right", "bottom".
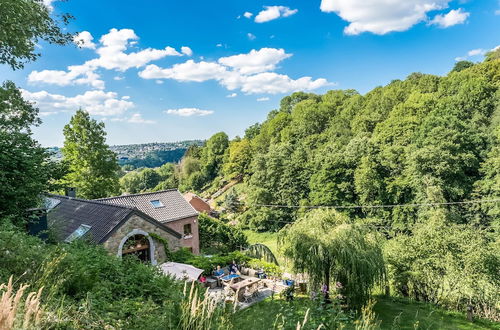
[
  {"left": 230, "top": 277, "right": 261, "bottom": 301},
  {"left": 221, "top": 274, "right": 240, "bottom": 283}
]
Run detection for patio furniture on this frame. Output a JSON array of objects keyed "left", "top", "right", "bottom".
[
  {"left": 231, "top": 278, "right": 261, "bottom": 301},
  {"left": 243, "top": 287, "right": 253, "bottom": 303},
  {"left": 221, "top": 274, "right": 240, "bottom": 283},
  {"left": 206, "top": 278, "right": 217, "bottom": 289}
]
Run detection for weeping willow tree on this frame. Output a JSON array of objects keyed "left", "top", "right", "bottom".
[
  {"left": 278, "top": 209, "right": 385, "bottom": 308},
  {"left": 246, "top": 243, "right": 279, "bottom": 265}
]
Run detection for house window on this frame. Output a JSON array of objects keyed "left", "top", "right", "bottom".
[
  {"left": 183, "top": 223, "right": 192, "bottom": 238},
  {"left": 65, "top": 224, "right": 91, "bottom": 242},
  {"left": 150, "top": 200, "right": 164, "bottom": 208}
]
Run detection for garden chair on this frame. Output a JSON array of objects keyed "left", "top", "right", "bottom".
[{"left": 243, "top": 287, "right": 253, "bottom": 303}]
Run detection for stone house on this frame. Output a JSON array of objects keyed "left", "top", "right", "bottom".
[
  {"left": 46, "top": 194, "right": 182, "bottom": 265},
  {"left": 98, "top": 189, "right": 200, "bottom": 254}
]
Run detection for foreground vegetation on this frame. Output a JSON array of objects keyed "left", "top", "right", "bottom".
[{"left": 233, "top": 296, "right": 500, "bottom": 330}]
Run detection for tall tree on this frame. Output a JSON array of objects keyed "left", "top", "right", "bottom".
[
  {"left": 61, "top": 110, "right": 120, "bottom": 199},
  {"left": 0, "top": 0, "right": 73, "bottom": 70},
  {"left": 0, "top": 81, "right": 52, "bottom": 222},
  {"left": 279, "top": 209, "right": 385, "bottom": 307}
]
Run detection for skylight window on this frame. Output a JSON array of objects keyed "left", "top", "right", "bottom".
[
  {"left": 44, "top": 197, "right": 61, "bottom": 210},
  {"left": 150, "top": 200, "right": 164, "bottom": 208},
  {"left": 65, "top": 224, "right": 91, "bottom": 243}
]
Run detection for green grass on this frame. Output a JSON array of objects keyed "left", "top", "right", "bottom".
[
  {"left": 373, "top": 296, "right": 499, "bottom": 330},
  {"left": 231, "top": 295, "right": 500, "bottom": 330},
  {"left": 243, "top": 230, "right": 288, "bottom": 267}
]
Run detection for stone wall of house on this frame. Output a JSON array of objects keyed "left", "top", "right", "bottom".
[
  {"left": 164, "top": 215, "right": 200, "bottom": 255},
  {"left": 103, "top": 214, "right": 182, "bottom": 265}
]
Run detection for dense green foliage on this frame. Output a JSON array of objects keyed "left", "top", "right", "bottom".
[
  {"left": 279, "top": 210, "right": 385, "bottom": 307},
  {"left": 118, "top": 148, "right": 188, "bottom": 169},
  {"left": 183, "top": 56, "right": 500, "bottom": 233},
  {"left": 172, "top": 248, "right": 251, "bottom": 274},
  {"left": 385, "top": 210, "right": 500, "bottom": 320},
  {"left": 120, "top": 163, "right": 178, "bottom": 194},
  {"left": 0, "top": 223, "right": 187, "bottom": 328},
  {"left": 61, "top": 110, "right": 121, "bottom": 199},
  {"left": 233, "top": 295, "right": 499, "bottom": 330},
  {"left": 0, "top": 0, "right": 73, "bottom": 70},
  {"left": 198, "top": 213, "right": 248, "bottom": 254},
  {"left": 0, "top": 81, "right": 56, "bottom": 222}
]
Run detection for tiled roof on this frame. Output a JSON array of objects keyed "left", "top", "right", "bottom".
[
  {"left": 46, "top": 194, "right": 134, "bottom": 244},
  {"left": 97, "top": 189, "right": 198, "bottom": 223},
  {"left": 46, "top": 194, "right": 182, "bottom": 244}
]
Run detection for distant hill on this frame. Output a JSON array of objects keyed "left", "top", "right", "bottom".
[{"left": 48, "top": 140, "right": 204, "bottom": 169}]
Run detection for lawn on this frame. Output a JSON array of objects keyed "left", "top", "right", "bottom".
[
  {"left": 231, "top": 295, "right": 500, "bottom": 330},
  {"left": 243, "top": 229, "right": 292, "bottom": 269}
]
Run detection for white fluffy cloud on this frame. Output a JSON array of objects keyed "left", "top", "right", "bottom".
[
  {"left": 28, "top": 63, "right": 105, "bottom": 89},
  {"left": 221, "top": 72, "right": 329, "bottom": 94},
  {"left": 429, "top": 8, "right": 469, "bottom": 28},
  {"left": 257, "top": 97, "right": 270, "bottom": 101},
  {"left": 455, "top": 46, "right": 497, "bottom": 61},
  {"left": 21, "top": 89, "right": 134, "bottom": 117},
  {"left": 139, "top": 60, "right": 228, "bottom": 82},
  {"left": 181, "top": 46, "right": 193, "bottom": 56},
  {"left": 28, "top": 28, "right": 187, "bottom": 89},
  {"left": 243, "top": 12, "right": 253, "bottom": 19},
  {"left": 247, "top": 33, "right": 256, "bottom": 40},
  {"left": 42, "top": 0, "right": 55, "bottom": 10},
  {"left": 320, "top": 0, "right": 462, "bottom": 35},
  {"left": 74, "top": 31, "right": 96, "bottom": 49},
  {"left": 255, "top": 6, "right": 298, "bottom": 23},
  {"left": 226, "top": 93, "right": 237, "bottom": 98},
  {"left": 139, "top": 48, "right": 330, "bottom": 95},
  {"left": 127, "top": 113, "right": 155, "bottom": 124},
  {"left": 218, "top": 48, "right": 291, "bottom": 75},
  {"left": 165, "top": 108, "right": 214, "bottom": 117}
]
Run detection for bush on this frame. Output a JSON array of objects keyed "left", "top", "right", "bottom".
[
  {"left": 198, "top": 213, "right": 248, "bottom": 254},
  {"left": 172, "top": 248, "right": 251, "bottom": 274},
  {"left": 385, "top": 216, "right": 500, "bottom": 321},
  {"left": 247, "top": 259, "right": 282, "bottom": 277},
  {"left": 0, "top": 223, "right": 187, "bottom": 328}
]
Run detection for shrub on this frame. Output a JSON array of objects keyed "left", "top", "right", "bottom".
[
  {"left": 247, "top": 259, "right": 282, "bottom": 277},
  {"left": 385, "top": 217, "right": 500, "bottom": 321},
  {"left": 198, "top": 213, "right": 248, "bottom": 254}
]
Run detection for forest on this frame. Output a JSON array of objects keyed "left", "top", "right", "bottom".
[
  {"left": 0, "top": 0, "right": 499, "bottom": 327},
  {"left": 116, "top": 53, "right": 500, "bottom": 322}
]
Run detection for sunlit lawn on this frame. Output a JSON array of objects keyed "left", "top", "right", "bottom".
[{"left": 232, "top": 295, "right": 499, "bottom": 330}]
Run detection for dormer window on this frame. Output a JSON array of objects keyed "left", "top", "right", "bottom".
[{"left": 150, "top": 200, "right": 164, "bottom": 208}]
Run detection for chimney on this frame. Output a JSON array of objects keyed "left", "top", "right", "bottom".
[
  {"left": 65, "top": 187, "right": 77, "bottom": 198},
  {"left": 26, "top": 208, "right": 48, "bottom": 241}
]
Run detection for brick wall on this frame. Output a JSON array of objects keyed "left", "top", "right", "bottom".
[
  {"left": 103, "top": 214, "right": 182, "bottom": 265},
  {"left": 164, "top": 215, "right": 200, "bottom": 255}
]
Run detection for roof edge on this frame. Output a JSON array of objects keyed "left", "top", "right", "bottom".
[
  {"left": 95, "top": 189, "right": 179, "bottom": 201},
  {"left": 47, "top": 194, "right": 136, "bottom": 211}
]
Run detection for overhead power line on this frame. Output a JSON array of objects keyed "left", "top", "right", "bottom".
[{"left": 238, "top": 198, "right": 500, "bottom": 210}]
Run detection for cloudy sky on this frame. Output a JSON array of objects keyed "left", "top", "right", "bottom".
[{"left": 1, "top": 0, "right": 499, "bottom": 146}]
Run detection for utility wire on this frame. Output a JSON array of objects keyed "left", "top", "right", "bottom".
[{"left": 237, "top": 198, "right": 500, "bottom": 210}]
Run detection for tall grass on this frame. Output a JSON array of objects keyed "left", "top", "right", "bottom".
[
  {"left": 179, "top": 281, "right": 231, "bottom": 330},
  {"left": 0, "top": 276, "right": 43, "bottom": 330}
]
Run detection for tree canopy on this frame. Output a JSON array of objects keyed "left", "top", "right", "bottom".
[
  {"left": 0, "top": 81, "right": 53, "bottom": 222},
  {"left": 0, "top": 0, "right": 73, "bottom": 70},
  {"left": 279, "top": 209, "right": 385, "bottom": 307},
  {"left": 61, "top": 110, "right": 120, "bottom": 199}
]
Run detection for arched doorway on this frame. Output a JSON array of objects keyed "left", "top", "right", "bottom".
[{"left": 121, "top": 234, "right": 151, "bottom": 262}]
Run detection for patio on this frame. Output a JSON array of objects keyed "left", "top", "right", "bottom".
[{"left": 207, "top": 276, "right": 289, "bottom": 310}]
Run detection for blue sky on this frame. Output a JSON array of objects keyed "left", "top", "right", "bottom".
[{"left": 2, "top": 0, "right": 499, "bottom": 146}]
